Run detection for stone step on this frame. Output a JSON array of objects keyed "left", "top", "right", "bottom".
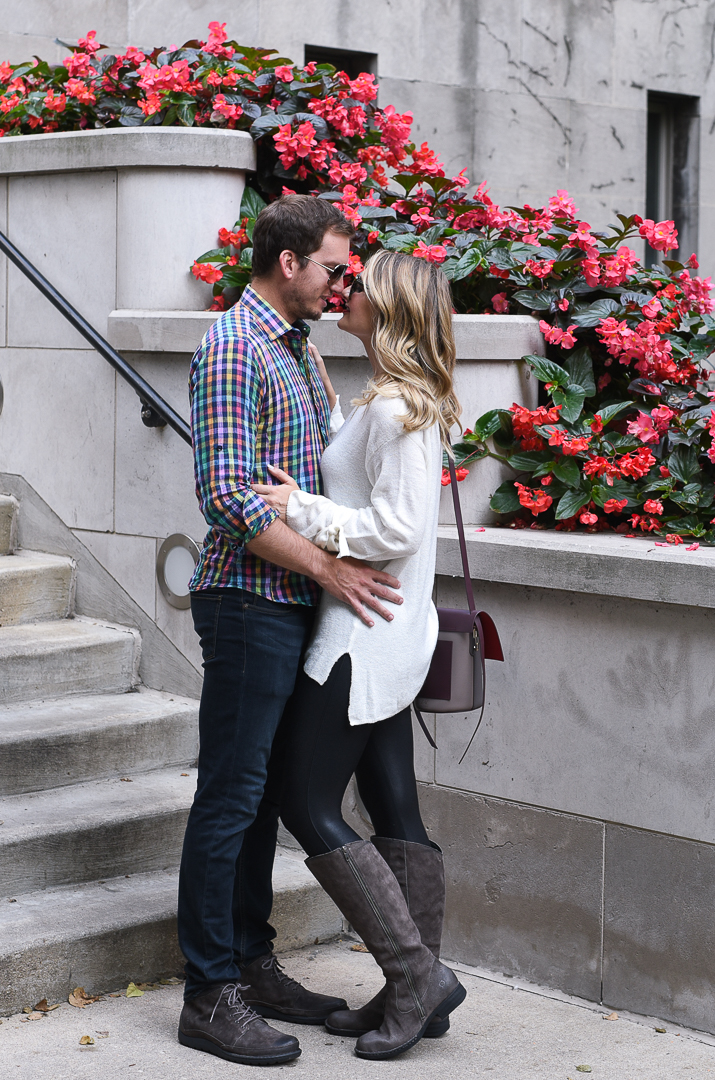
[
  {"left": 0, "top": 851, "right": 343, "bottom": 1016},
  {"left": 0, "top": 550, "right": 75, "bottom": 626},
  {"left": 0, "top": 689, "right": 199, "bottom": 796},
  {"left": 0, "top": 494, "right": 18, "bottom": 556},
  {"left": 0, "top": 617, "right": 140, "bottom": 704},
  {"left": 0, "top": 767, "right": 196, "bottom": 896}
]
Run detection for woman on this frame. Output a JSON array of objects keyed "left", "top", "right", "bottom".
[{"left": 252, "top": 250, "right": 464, "bottom": 1061}]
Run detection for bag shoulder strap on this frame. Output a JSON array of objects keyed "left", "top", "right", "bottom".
[{"left": 447, "top": 447, "right": 476, "bottom": 615}]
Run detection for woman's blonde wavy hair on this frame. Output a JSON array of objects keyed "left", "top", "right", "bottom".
[{"left": 353, "top": 249, "right": 461, "bottom": 446}]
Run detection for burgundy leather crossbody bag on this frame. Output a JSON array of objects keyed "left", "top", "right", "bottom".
[{"left": 414, "top": 453, "right": 504, "bottom": 761}]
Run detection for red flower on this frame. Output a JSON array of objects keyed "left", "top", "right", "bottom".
[
  {"left": 541, "top": 476, "right": 553, "bottom": 486},
  {"left": 659, "top": 466, "right": 671, "bottom": 478},
  {"left": 626, "top": 412, "right": 659, "bottom": 444},
  {"left": 274, "top": 65, "right": 294, "bottom": 83},
  {"left": 590, "top": 416, "right": 604, "bottom": 434},
  {"left": 413, "top": 241, "right": 448, "bottom": 264},
  {"left": 666, "top": 534, "right": 684, "bottom": 544},
  {"left": 43, "top": 89, "right": 67, "bottom": 113},
  {"left": 639, "top": 218, "right": 678, "bottom": 252},
  {"left": 643, "top": 499, "right": 664, "bottom": 515},
  {"left": 538, "top": 320, "right": 578, "bottom": 350},
  {"left": 604, "top": 498, "right": 628, "bottom": 513},
  {"left": 192, "top": 261, "right": 223, "bottom": 284},
  {"left": 579, "top": 511, "right": 599, "bottom": 525},
  {"left": 491, "top": 292, "right": 509, "bottom": 313},
  {"left": 548, "top": 190, "right": 577, "bottom": 217},
  {"left": 65, "top": 78, "right": 96, "bottom": 104},
  {"left": 515, "top": 483, "right": 553, "bottom": 515}
]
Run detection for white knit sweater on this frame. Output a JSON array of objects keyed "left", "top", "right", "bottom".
[{"left": 286, "top": 393, "right": 441, "bottom": 724}]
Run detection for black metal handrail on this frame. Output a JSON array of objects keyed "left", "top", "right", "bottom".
[{"left": 0, "top": 229, "right": 192, "bottom": 445}]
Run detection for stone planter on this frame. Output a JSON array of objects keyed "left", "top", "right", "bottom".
[{"left": 0, "top": 126, "right": 256, "bottom": 316}]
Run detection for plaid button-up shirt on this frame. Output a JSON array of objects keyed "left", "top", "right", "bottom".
[{"left": 189, "top": 285, "right": 331, "bottom": 605}]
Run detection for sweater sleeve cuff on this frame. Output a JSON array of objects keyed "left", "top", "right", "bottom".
[{"left": 286, "top": 489, "right": 352, "bottom": 557}]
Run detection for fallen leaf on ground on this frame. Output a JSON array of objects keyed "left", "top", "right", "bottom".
[
  {"left": 120, "top": 777, "right": 133, "bottom": 782},
  {"left": 24, "top": 1012, "right": 44, "bottom": 1021},
  {"left": 79, "top": 1035, "right": 95, "bottom": 1045},
  {"left": 655, "top": 1026, "right": 666, "bottom": 1033},
  {"left": 181, "top": 773, "right": 189, "bottom": 776},
  {"left": 69, "top": 987, "right": 101, "bottom": 1008},
  {"left": 350, "top": 943, "right": 369, "bottom": 952},
  {"left": 160, "top": 977, "right": 182, "bottom": 985},
  {"left": 576, "top": 1068, "right": 592, "bottom": 1074},
  {"left": 33, "top": 998, "right": 60, "bottom": 1012},
  {"left": 22, "top": 1006, "right": 32, "bottom": 1014},
  {"left": 603, "top": 1011, "right": 618, "bottom": 1020},
  {"left": 126, "top": 983, "right": 145, "bottom": 997}
]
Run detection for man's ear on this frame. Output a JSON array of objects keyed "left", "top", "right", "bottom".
[{"left": 278, "top": 250, "right": 300, "bottom": 281}]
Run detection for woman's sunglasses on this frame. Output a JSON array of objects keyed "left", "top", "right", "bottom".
[{"left": 350, "top": 275, "right": 364, "bottom": 294}]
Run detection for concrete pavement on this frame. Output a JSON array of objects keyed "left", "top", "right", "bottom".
[{"left": 1, "top": 938, "right": 714, "bottom": 1079}]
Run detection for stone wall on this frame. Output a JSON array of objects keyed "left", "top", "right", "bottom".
[
  {"left": 1, "top": 1, "right": 714, "bottom": 271},
  {"left": 413, "top": 527, "right": 715, "bottom": 1032}
]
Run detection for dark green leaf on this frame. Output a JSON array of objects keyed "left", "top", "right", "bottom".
[
  {"left": 554, "top": 489, "right": 591, "bottom": 520},
  {"left": 449, "top": 246, "right": 485, "bottom": 282},
  {"left": 563, "top": 346, "right": 596, "bottom": 396},
  {"left": 595, "top": 401, "right": 632, "bottom": 425},
  {"left": 512, "top": 289, "right": 553, "bottom": 310},
  {"left": 523, "top": 354, "right": 570, "bottom": 387},
  {"left": 668, "top": 445, "right": 700, "bottom": 484},
  {"left": 552, "top": 457, "right": 581, "bottom": 486},
  {"left": 507, "top": 450, "right": 552, "bottom": 471},
  {"left": 356, "top": 205, "right": 396, "bottom": 220},
  {"left": 571, "top": 298, "right": 621, "bottom": 327},
  {"left": 552, "top": 384, "right": 586, "bottom": 424},
  {"left": 490, "top": 480, "right": 522, "bottom": 515},
  {"left": 471, "top": 409, "right": 503, "bottom": 440},
  {"left": 249, "top": 111, "right": 281, "bottom": 138},
  {"left": 240, "top": 187, "right": 268, "bottom": 222}
]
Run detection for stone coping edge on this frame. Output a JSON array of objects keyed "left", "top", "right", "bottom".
[
  {"left": 107, "top": 309, "right": 544, "bottom": 358},
  {"left": 436, "top": 526, "right": 715, "bottom": 609},
  {"left": 0, "top": 127, "right": 256, "bottom": 175}
]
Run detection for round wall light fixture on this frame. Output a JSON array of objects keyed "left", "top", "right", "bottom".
[{"left": 156, "top": 533, "right": 200, "bottom": 609}]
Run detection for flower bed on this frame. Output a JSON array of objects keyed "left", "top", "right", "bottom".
[{"left": 3, "top": 23, "right": 715, "bottom": 541}]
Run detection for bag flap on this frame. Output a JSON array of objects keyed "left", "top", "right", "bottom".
[
  {"left": 437, "top": 607, "right": 475, "bottom": 633},
  {"left": 478, "top": 610, "right": 504, "bottom": 661}
]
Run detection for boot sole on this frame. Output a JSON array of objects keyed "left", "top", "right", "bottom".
[
  {"left": 326, "top": 1015, "right": 450, "bottom": 1038},
  {"left": 178, "top": 1028, "right": 302, "bottom": 1065},
  {"left": 354, "top": 981, "right": 466, "bottom": 1061}
]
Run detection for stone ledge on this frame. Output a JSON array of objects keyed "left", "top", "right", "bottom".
[
  {"left": 107, "top": 309, "right": 543, "bottom": 358},
  {"left": 0, "top": 127, "right": 256, "bottom": 175},
  {"left": 436, "top": 525, "right": 715, "bottom": 609}
]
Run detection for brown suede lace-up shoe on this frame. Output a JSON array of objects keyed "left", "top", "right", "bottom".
[
  {"left": 178, "top": 981, "right": 301, "bottom": 1065},
  {"left": 240, "top": 953, "right": 348, "bottom": 1024}
]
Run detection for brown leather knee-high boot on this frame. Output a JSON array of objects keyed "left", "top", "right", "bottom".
[
  {"left": 325, "top": 837, "right": 449, "bottom": 1038},
  {"left": 306, "top": 840, "right": 465, "bottom": 1060}
]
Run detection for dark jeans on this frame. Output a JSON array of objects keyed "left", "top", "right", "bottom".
[
  {"left": 281, "top": 654, "right": 430, "bottom": 858},
  {"left": 178, "top": 587, "right": 314, "bottom": 1000}
]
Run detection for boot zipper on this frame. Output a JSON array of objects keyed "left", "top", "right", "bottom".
[{"left": 342, "top": 847, "right": 426, "bottom": 1021}]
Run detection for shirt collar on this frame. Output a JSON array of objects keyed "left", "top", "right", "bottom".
[{"left": 240, "top": 284, "right": 310, "bottom": 343}]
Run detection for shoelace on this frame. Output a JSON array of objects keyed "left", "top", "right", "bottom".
[
  {"left": 209, "top": 982, "right": 262, "bottom": 1032},
  {"left": 260, "top": 955, "right": 302, "bottom": 990}
]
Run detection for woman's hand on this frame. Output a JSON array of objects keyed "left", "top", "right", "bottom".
[
  {"left": 252, "top": 465, "right": 299, "bottom": 523},
  {"left": 308, "top": 341, "right": 337, "bottom": 411}
]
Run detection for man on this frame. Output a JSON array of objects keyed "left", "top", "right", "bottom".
[{"left": 177, "top": 194, "right": 402, "bottom": 1067}]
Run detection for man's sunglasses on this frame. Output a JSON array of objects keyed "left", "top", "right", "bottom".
[{"left": 301, "top": 255, "right": 348, "bottom": 285}]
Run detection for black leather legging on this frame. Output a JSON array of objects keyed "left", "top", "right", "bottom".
[{"left": 280, "top": 654, "right": 430, "bottom": 858}]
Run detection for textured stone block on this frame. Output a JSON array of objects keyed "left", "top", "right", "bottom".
[
  {"left": 418, "top": 784, "right": 604, "bottom": 1000},
  {"left": 603, "top": 825, "right": 715, "bottom": 1034}
]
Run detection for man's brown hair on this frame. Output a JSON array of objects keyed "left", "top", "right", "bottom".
[{"left": 251, "top": 193, "right": 355, "bottom": 278}]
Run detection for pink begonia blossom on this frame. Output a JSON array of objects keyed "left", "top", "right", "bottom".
[
  {"left": 539, "top": 320, "right": 578, "bottom": 349},
  {"left": 274, "top": 65, "right": 294, "bottom": 83},
  {"left": 205, "top": 21, "right": 235, "bottom": 58},
  {"left": 641, "top": 298, "right": 662, "bottom": 319},
  {"left": 601, "top": 246, "right": 638, "bottom": 286},
  {"left": 626, "top": 412, "right": 659, "bottom": 444},
  {"left": 348, "top": 72, "right": 378, "bottom": 102},
  {"left": 579, "top": 511, "right": 599, "bottom": 525},
  {"left": 604, "top": 498, "right": 628, "bottom": 513},
  {"left": 413, "top": 241, "right": 448, "bottom": 264},
  {"left": 686, "top": 543, "right": 700, "bottom": 551},
  {"left": 650, "top": 405, "right": 675, "bottom": 432},
  {"left": 548, "top": 190, "right": 578, "bottom": 217},
  {"left": 492, "top": 292, "right": 509, "bottom": 313},
  {"left": 411, "top": 206, "right": 435, "bottom": 226},
  {"left": 677, "top": 271, "right": 715, "bottom": 315},
  {"left": 524, "top": 259, "right": 555, "bottom": 279},
  {"left": 638, "top": 218, "right": 678, "bottom": 251},
  {"left": 566, "top": 221, "right": 596, "bottom": 252},
  {"left": 643, "top": 499, "right": 664, "bottom": 515}
]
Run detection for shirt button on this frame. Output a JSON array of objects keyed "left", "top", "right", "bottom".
[{"left": 230, "top": 543, "right": 238, "bottom": 551}]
